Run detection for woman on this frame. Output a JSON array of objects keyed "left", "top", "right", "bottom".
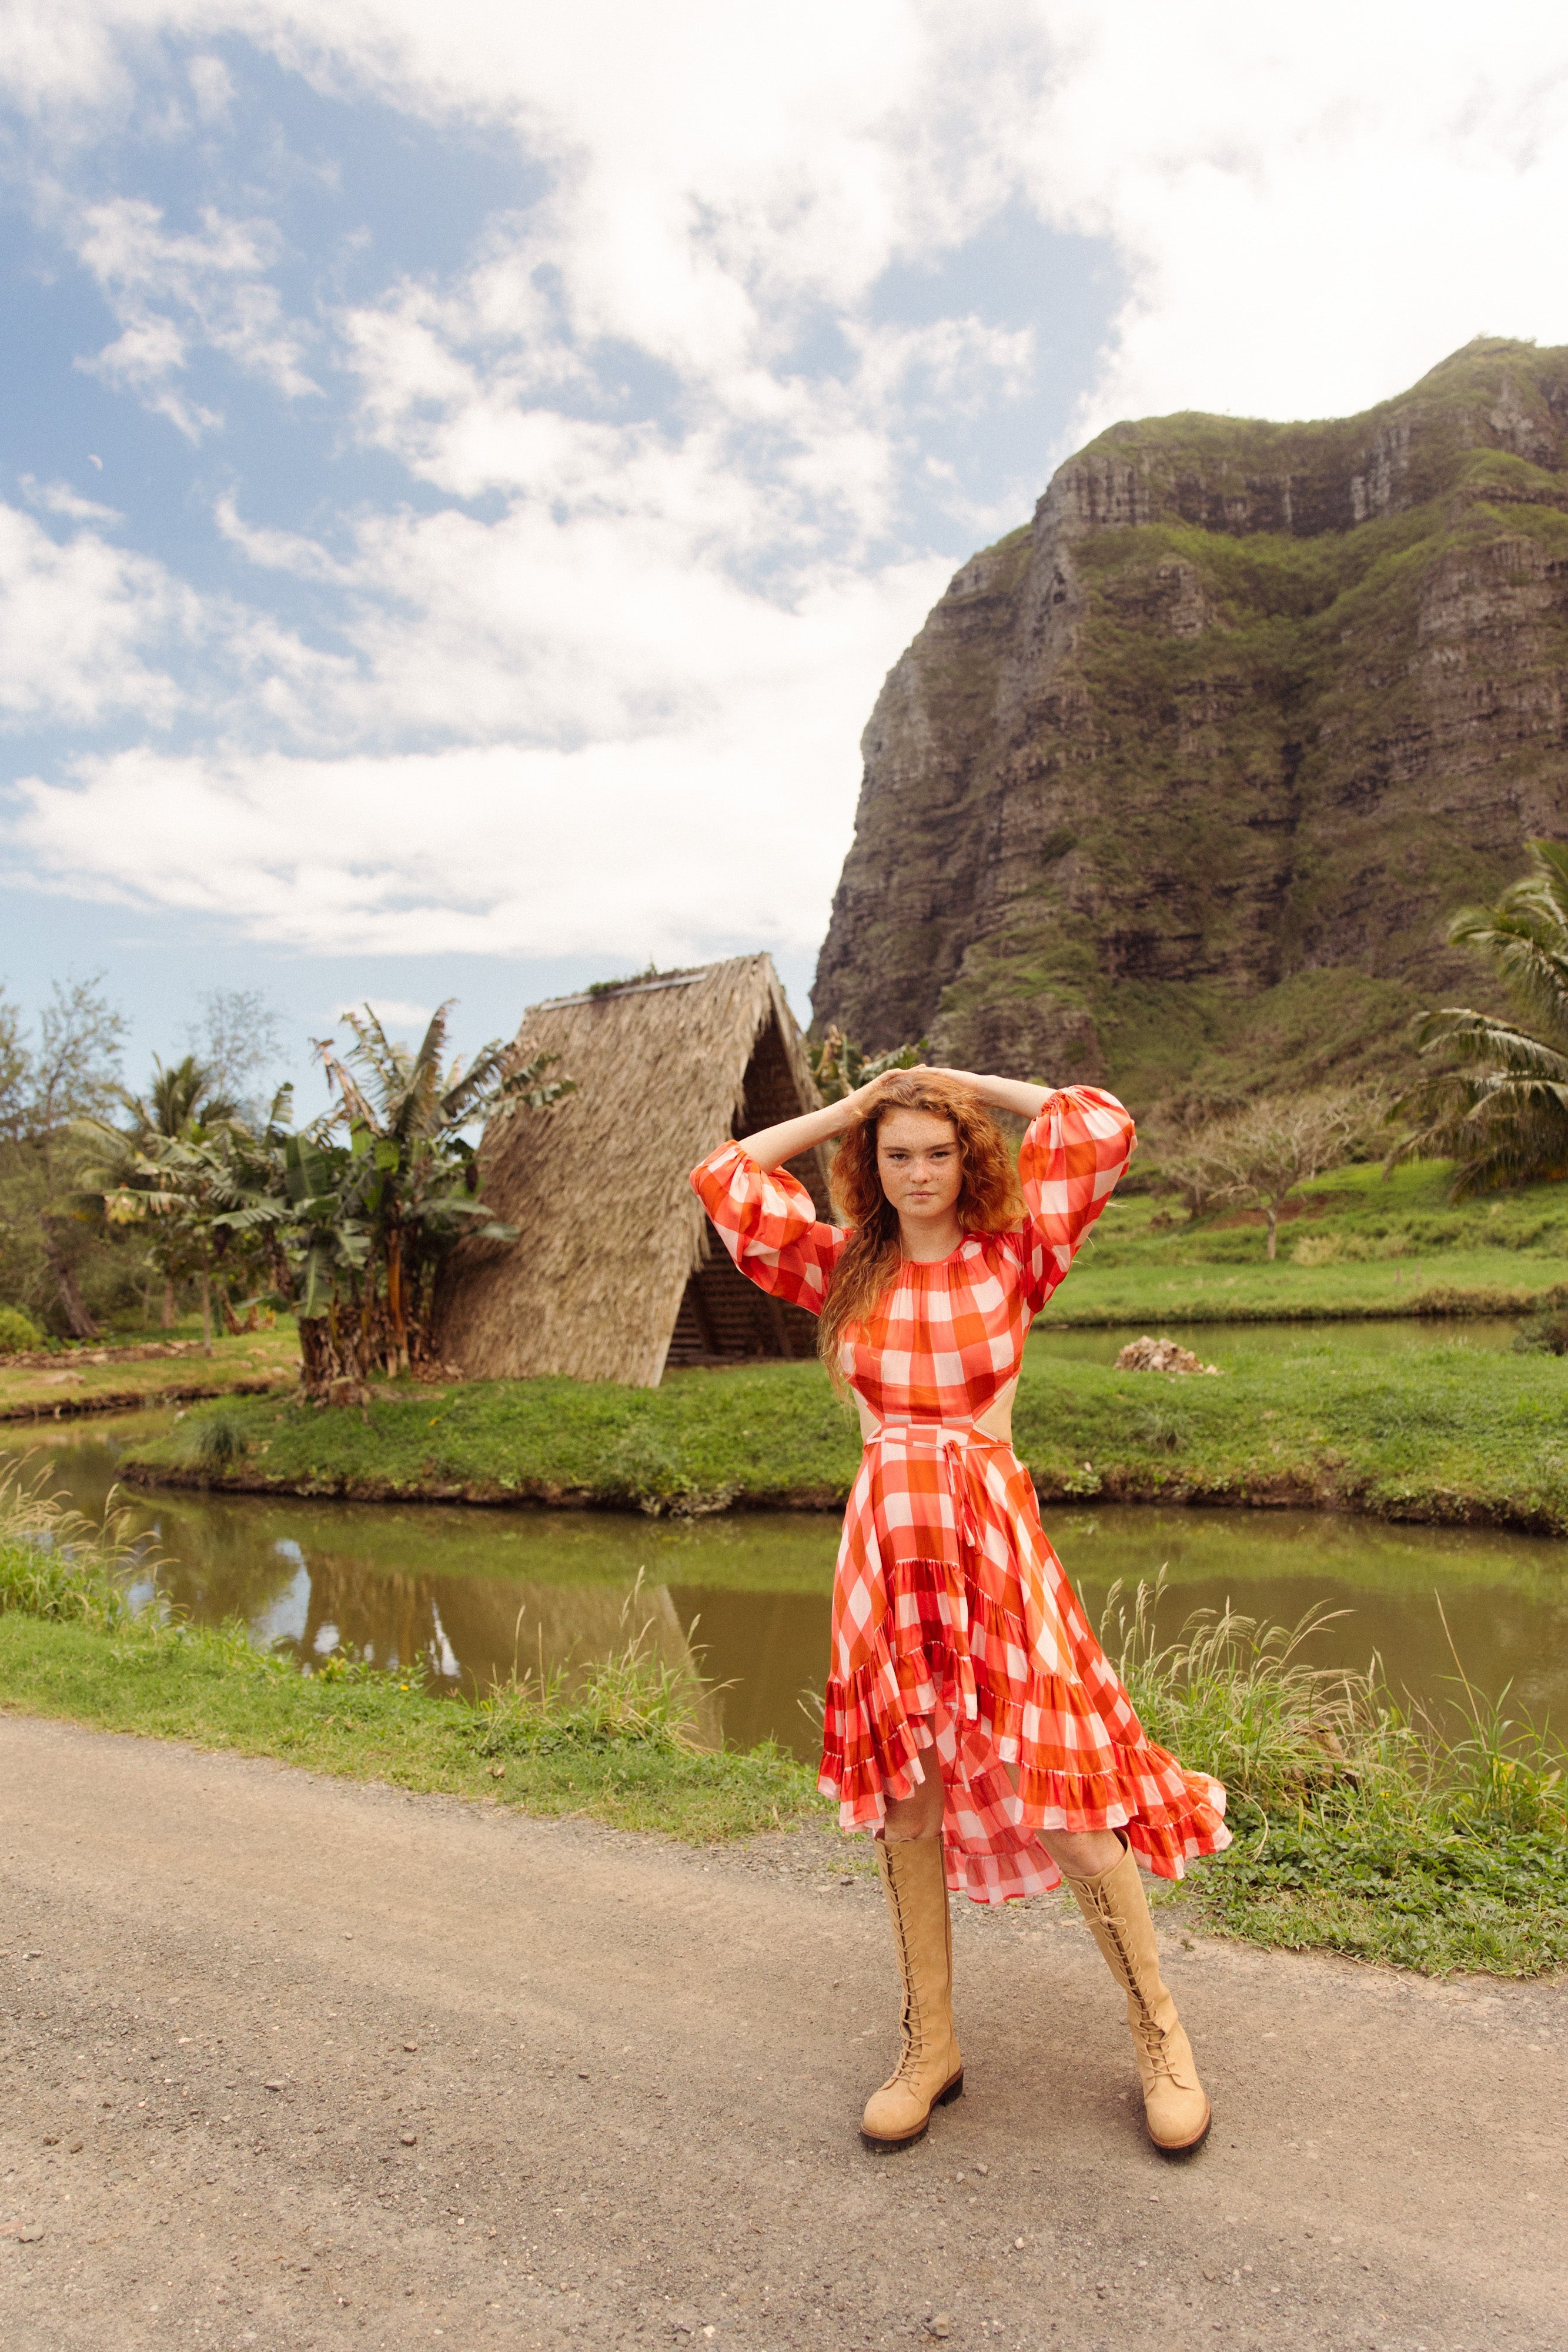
[{"left": 690, "top": 1067, "right": 1228, "bottom": 2156}]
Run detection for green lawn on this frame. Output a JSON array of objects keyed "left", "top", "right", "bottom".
[
  {"left": 0, "top": 1322, "right": 299, "bottom": 1423},
  {"left": 0, "top": 1607, "right": 824, "bottom": 1844},
  {"left": 5, "top": 1520, "right": 1562, "bottom": 1977},
  {"left": 121, "top": 1330, "right": 1568, "bottom": 1534},
  {"left": 1046, "top": 1157, "right": 1568, "bottom": 1324}
]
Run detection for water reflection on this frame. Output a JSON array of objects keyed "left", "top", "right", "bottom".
[
  {"left": 5, "top": 1411, "right": 1567, "bottom": 1757},
  {"left": 5, "top": 1415, "right": 837, "bottom": 1759}
]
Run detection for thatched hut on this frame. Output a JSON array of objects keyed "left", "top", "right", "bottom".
[{"left": 433, "top": 954, "right": 832, "bottom": 1386}]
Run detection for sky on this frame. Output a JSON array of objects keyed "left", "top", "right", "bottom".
[{"left": 5, "top": 1, "right": 1568, "bottom": 1107}]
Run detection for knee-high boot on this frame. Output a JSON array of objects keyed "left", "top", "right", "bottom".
[
  {"left": 860, "top": 1835, "right": 964, "bottom": 2149},
  {"left": 1064, "top": 1838, "right": 1211, "bottom": 2153}
]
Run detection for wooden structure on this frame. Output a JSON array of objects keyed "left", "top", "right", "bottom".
[{"left": 433, "top": 954, "right": 832, "bottom": 1386}]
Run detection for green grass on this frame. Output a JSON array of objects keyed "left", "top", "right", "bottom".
[
  {"left": 0, "top": 1322, "right": 300, "bottom": 1423},
  {"left": 123, "top": 1326, "right": 1568, "bottom": 1533},
  {"left": 1013, "top": 1333, "right": 1568, "bottom": 1530},
  {"left": 1044, "top": 1157, "right": 1568, "bottom": 1326},
  {"left": 123, "top": 1364, "right": 865, "bottom": 1512}
]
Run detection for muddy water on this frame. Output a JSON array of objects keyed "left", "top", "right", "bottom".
[{"left": 9, "top": 1406, "right": 1568, "bottom": 1759}]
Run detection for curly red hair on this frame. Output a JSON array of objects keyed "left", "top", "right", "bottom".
[{"left": 818, "top": 1071, "right": 1022, "bottom": 1378}]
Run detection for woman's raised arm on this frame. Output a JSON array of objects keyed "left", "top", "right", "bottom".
[
  {"left": 743, "top": 1067, "right": 1052, "bottom": 1169},
  {"left": 738, "top": 1088, "right": 865, "bottom": 1171}
]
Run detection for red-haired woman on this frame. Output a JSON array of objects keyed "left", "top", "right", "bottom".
[{"left": 690, "top": 1068, "right": 1227, "bottom": 2155}]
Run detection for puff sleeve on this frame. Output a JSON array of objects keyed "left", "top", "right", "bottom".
[
  {"left": 689, "top": 1141, "right": 845, "bottom": 1316},
  {"left": 1013, "top": 1086, "right": 1136, "bottom": 1313}
]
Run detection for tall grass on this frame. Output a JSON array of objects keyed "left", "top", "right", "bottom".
[
  {"left": 1107, "top": 1575, "right": 1568, "bottom": 1973},
  {"left": 473, "top": 1578, "right": 717, "bottom": 1756},
  {"left": 0, "top": 1460, "right": 149, "bottom": 1631}
]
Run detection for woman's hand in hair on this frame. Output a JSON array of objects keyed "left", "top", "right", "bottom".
[{"left": 923, "top": 1068, "right": 1052, "bottom": 1120}]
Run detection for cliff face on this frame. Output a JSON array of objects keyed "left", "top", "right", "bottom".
[{"left": 812, "top": 339, "right": 1568, "bottom": 1103}]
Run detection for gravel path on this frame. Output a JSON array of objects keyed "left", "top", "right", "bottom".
[{"left": 1, "top": 1713, "right": 1563, "bottom": 2352}]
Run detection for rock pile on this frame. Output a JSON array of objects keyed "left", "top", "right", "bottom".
[{"left": 1113, "top": 1335, "right": 1222, "bottom": 1376}]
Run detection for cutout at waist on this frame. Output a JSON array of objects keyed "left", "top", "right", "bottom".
[{"left": 855, "top": 1374, "right": 1017, "bottom": 1451}]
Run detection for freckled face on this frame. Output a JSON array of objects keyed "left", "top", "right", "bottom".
[{"left": 875, "top": 1108, "right": 963, "bottom": 1223}]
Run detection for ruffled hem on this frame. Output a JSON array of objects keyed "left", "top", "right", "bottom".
[{"left": 818, "top": 1555, "right": 1231, "bottom": 1905}]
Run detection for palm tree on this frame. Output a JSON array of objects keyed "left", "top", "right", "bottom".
[
  {"left": 807, "top": 1024, "right": 927, "bottom": 1104},
  {"left": 113, "top": 1055, "right": 245, "bottom": 1324},
  {"left": 122, "top": 1054, "right": 240, "bottom": 1142},
  {"left": 74, "top": 1111, "right": 279, "bottom": 1353},
  {"left": 1393, "top": 841, "right": 1568, "bottom": 1198}
]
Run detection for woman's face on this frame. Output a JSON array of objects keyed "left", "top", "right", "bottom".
[{"left": 875, "top": 1107, "right": 963, "bottom": 1222}]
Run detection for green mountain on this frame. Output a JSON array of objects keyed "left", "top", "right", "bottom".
[{"left": 811, "top": 338, "right": 1568, "bottom": 1107}]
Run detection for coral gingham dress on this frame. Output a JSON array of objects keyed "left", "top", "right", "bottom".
[{"left": 690, "top": 1086, "right": 1229, "bottom": 1905}]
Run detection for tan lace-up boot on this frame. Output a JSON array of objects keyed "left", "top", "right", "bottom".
[
  {"left": 1065, "top": 1837, "right": 1211, "bottom": 2153},
  {"left": 860, "top": 1835, "right": 964, "bottom": 2149}
]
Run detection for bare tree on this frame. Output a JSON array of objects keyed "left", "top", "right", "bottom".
[
  {"left": 1161, "top": 1090, "right": 1376, "bottom": 1261},
  {"left": 185, "top": 988, "right": 286, "bottom": 1122}
]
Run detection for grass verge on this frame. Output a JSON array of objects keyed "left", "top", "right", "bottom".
[
  {"left": 1114, "top": 1579, "right": 1567, "bottom": 1976},
  {"left": 0, "top": 1324, "right": 300, "bottom": 1424},
  {"left": 2, "top": 1470, "right": 1563, "bottom": 1975},
  {"left": 122, "top": 1335, "right": 1568, "bottom": 1534},
  {"left": 0, "top": 1467, "right": 821, "bottom": 1842}
]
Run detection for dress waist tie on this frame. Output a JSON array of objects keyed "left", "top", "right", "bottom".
[{"left": 863, "top": 1422, "right": 1007, "bottom": 1726}]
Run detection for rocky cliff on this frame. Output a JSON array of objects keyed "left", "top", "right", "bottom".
[{"left": 812, "top": 339, "right": 1568, "bottom": 1105}]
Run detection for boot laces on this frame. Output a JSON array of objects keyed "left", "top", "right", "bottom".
[
  {"left": 1135, "top": 2012, "right": 1178, "bottom": 2078},
  {"left": 891, "top": 1995, "right": 925, "bottom": 2084},
  {"left": 1095, "top": 1897, "right": 1178, "bottom": 2078}
]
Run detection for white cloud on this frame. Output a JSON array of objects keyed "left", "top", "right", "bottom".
[
  {"left": 18, "top": 473, "right": 122, "bottom": 524},
  {"left": 73, "top": 196, "right": 319, "bottom": 436},
  {"left": 9, "top": 544, "right": 945, "bottom": 958},
  {"left": 1015, "top": 2, "right": 1568, "bottom": 441},
  {"left": 0, "top": 500, "right": 189, "bottom": 726},
  {"left": 187, "top": 53, "right": 233, "bottom": 125},
  {"left": 335, "top": 997, "right": 436, "bottom": 1043}
]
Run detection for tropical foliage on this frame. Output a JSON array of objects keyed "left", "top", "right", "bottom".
[
  {"left": 286, "top": 1004, "right": 572, "bottom": 1396},
  {"left": 1393, "top": 840, "right": 1568, "bottom": 1198},
  {"left": 0, "top": 977, "right": 131, "bottom": 1338},
  {"left": 75, "top": 1003, "right": 571, "bottom": 1399}
]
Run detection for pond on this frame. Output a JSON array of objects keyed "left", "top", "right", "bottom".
[{"left": 7, "top": 1409, "right": 1567, "bottom": 1762}]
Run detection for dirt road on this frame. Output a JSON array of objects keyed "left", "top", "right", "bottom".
[{"left": 1, "top": 1715, "right": 1563, "bottom": 2352}]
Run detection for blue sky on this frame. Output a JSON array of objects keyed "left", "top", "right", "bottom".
[{"left": 4, "top": 3, "right": 1568, "bottom": 1108}]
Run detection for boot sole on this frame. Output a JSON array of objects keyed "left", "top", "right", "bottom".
[
  {"left": 860, "top": 2069, "right": 964, "bottom": 2151},
  {"left": 1148, "top": 2097, "right": 1212, "bottom": 2156}
]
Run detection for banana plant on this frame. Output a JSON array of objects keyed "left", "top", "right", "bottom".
[{"left": 312, "top": 1003, "right": 571, "bottom": 1375}]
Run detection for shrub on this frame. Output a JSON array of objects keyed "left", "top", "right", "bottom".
[
  {"left": 1514, "top": 1312, "right": 1568, "bottom": 1356},
  {"left": 0, "top": 1305, "right": 44, "bottom": 1354},
  {"left": 179, "top": 1407, "right": 253, "bottom": 1470}
]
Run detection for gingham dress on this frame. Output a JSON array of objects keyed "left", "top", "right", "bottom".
[{"left": 690, "top": 1086, "right": 1229, "bottom": 1905}]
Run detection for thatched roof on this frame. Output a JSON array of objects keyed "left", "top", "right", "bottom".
[{"left": 433, "top": 954, "right": 830, "bottom": 1387}]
